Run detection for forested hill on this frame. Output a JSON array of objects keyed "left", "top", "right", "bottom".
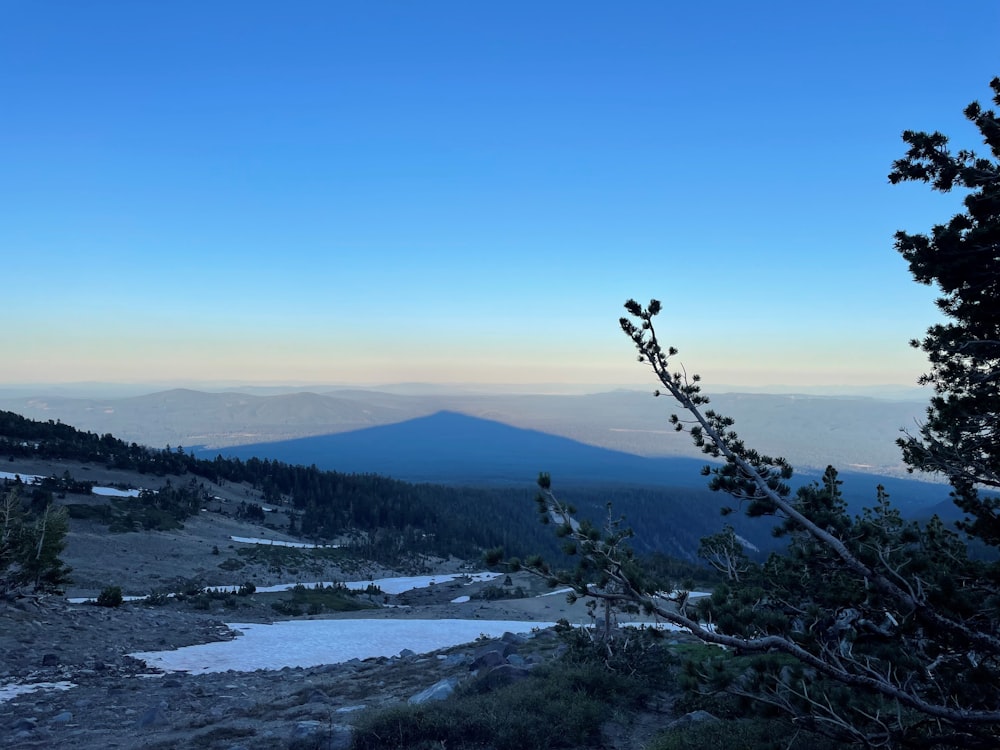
[
  {"left": 0, "top": 410, "right": 758, "bottom": 569},
  {"left": 0, "top": 409, "right": 549, "bottom": 561}
]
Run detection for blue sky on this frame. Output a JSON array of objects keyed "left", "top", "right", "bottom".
[{"left": 2, "top": 1, "right": 997, "bottom": 390}]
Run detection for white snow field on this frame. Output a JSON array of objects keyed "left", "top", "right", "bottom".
[
  {"left": 0, "top": 681, "right": 76, "bottom": 703},
  {"left": 228, "top": 535, "right": 339, "bottom": 549},
  {"left": 129, "top": 618, "right": 557, "bottom": 675}
]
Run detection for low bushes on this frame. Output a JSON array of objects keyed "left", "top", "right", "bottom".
[{"left": 95, "top": 585, "right": 123, "bottom": 608}]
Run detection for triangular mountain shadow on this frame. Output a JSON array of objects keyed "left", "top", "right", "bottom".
[
  {"left": 202, "top": 410, "right": 713, "bottom": 486},
  {"left": 200, "top": 411, "right": 955, "bottom": 514}
]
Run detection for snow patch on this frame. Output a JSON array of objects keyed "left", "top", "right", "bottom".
[
  {"left": 228, "top": 535, "right": 339, "bottom": 549},
  {"left": 130, "top": 619, "right": 553, "bottom": 674},
  {"left": 0, "top": 680, "right": 76, "bottom": 704},
  {"left": 91, "top": 486, "right": 143, "bottom": 498}
]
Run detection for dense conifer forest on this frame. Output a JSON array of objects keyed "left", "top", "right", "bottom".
[{"left": 0, "top": 410, "right": 722, "bottom": 583}]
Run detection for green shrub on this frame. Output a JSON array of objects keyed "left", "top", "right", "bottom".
[
  {"left": 474, "top": 584, "right": 527, "bottom": 601},
  {"left": 352, "top": 642, "right": 663, "bottom": 750},
  {"left": 281, "top": 582, "right": 376, "bottom": 613},
  {"left": 95, "top": 585, "right": 124, "bottom": 608},
  {"left": 65, "top": 503, "right": 113, "bottom": 522},
  {"left": 649, "top": 717, "right": 840, "bottom": 750},
  {"left": 237, "top": 581, "right": 256, "bottom": 596},
  {"left": 271, "top": 600, "right": 303, "bottom": 616},
  {"left": 190, "top": 594, "right": 212, "bottom": 610},
  {"left": 143, "top": 590, "right": 170, "bottom": 606},
  {"left": 178, "top": 579, "right": 205, "bottom": 597}
]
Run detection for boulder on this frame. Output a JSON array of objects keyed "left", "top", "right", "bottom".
[{"left": 409, "top": 677, "right": 460, "bottom": 704}]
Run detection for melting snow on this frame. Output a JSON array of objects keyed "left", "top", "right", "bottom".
[
  {"left": 0, "top": 680, "right": 76, "bottom": 704},
  {"left": 130, "top": 619, "right": 554, "bottom": 674},
  {"left": 91, "top": 486, "right": 143, "bottom": 498},
  {"left": 228, "top": 536, "right": 339, "bottom": 549},
  {"left": 1, "top": 471, "right": 146, "bottom": 498}
]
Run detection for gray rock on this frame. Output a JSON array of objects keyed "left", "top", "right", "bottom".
[
  {"left": 478, "top": 641, "right": 514, "bottom": 658},
  {"left": 291, "top": 720, "right": 323, "bottom": 739},
  {"left": 506, "top": 653, "right": 528, "bottom": 667},
  {"left": 336, "top": 704, "right": 366, "bottom": 714},
  {"left": 667, "top": 710, "right": 720, "bottom": 729},
  {"left": 41, "top": 653, "right": 60, "bottom": 666},
  {"left": 328, "top": 724, "right": 355, "bottom": 750},
  {"left": 476, "top": 664, "right": 531, "bottom": 692},
  {"left": 11, "top": 717, "right": 38, "bottom": 732},
  {"left": 52, "top": 710, "right": 73, "bottom": 723},
  {"left": 470, "top": 644, "right": 510, "bottom": 671},
  {"left": 306, "top": 688, "right": 331, "bottom": 704},
  {"left": 439, "top": 652, "right": 471, "bottom": 667},
  {"left": 409, "top": 677, "right": 460, "bottom": 704},
  {"left": 137, "top": 701, "right": 170, "bottom": 728},
  {"left": 290, "top": 719, "right": 353, "bottom": 749}
]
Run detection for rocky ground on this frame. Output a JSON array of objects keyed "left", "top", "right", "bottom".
[
  {"left": 2, "top": 464, "right": 691, "bottom": 749},
  {"left": 0, "top": 584, "right": 680, "bottom": 750},
  {"left": 0, "top": 598, "right": 539, "bottom": 750}
]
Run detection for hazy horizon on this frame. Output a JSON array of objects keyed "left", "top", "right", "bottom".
[
  {"left": 3, "top": 3, "right": 996, "bottom": 388},
  {"left": 0, "top": 378, "right": 931, "bottom": 401}
]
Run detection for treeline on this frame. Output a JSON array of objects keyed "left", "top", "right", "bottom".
[
  {"left": 0, "top": 410, "right": 726, "bottom": 578},
  {"left": 0, "top": 411, "right": 564, "bottom": 561}
]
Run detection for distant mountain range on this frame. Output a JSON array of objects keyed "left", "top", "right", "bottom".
[{"left": 0, "top": 386, "right": 931, "bottom": 481}]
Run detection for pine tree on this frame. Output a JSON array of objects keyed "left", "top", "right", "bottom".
[
  {"left": 890, "top": 76, "right": 1000, "bottom": 544},
  {"left": 0, "top": 488, "right": 71, "bottom": 596},
  {"left": 528, "top": 78, "right": 1000, "bottom": 747}
]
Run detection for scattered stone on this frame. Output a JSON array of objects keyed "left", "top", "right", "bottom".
[
  {"left": 0, "top": 579, "right": 616, "bottom": 749},
  {"left": 290, "top": 718, "right": 347, "bottom": 747},
  {"left": 438, "top": 652, "right": 471, "bottom": 667},
  {"left": 475, "top": 664, "right": 531, "bottom": 692},
  {"left": 136, "top": 701, "right": 169, "bottom": 728},
  {"left": 291, "top": 719, "right": 322, "bottom": 737},
  {"left": 306, "top": 688, "right": 331, "bottom": 704},
  {"left": 335, "top": 704, "right": 366, "bottom": 713},
  {"left": 409, "top": 677, "right": 460, "bottom": 704},
  {"left": 506, "top": 653, "right": 528, "bottom": 667},
  {"left": 470, "top": 643, "right": 511, "bottom": 671},
  {"left": 667, "top": 709, "right": 720, "bottom": 729}
]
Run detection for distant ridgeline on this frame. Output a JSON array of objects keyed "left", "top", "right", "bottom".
[{"left": 0, "top": 410, "right": 736, "bottom": 577}]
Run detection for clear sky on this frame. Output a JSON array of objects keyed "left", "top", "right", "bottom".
[{"left": 2, "top": 1, "right": 998, "bottom": 391}]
